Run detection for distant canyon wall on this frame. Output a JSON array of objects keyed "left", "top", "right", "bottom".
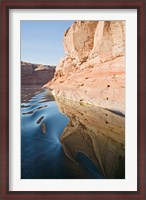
[
  {"left": 21, "top": 61, "right": 55, "bottom": 86},
  {"left": 44, "top": 21, "right": 125, "bottom": 114}
]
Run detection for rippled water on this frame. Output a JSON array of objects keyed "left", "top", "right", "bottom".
[{"left": 21, "top": 88, "right": 104, "bottom": 179}]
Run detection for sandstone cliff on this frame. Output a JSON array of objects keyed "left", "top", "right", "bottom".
[
  {"left": 44, "top": 20, "right": 125, "bottom": 114},
  {"left": 21, "top": 61, "right": 55, "bottom": 86}
]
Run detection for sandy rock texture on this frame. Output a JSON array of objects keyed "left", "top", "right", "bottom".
[
  {"left": 21, "top": 61, "right": 55, "bottom": 86},
  {"left": 44, "top": 20, "right": 125, "bottom": 114}
]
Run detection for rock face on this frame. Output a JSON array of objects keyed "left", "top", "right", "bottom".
[
  {"left": 64, "top": 21, "right": 98, "bottom": 62},
  {"left": 21, "top": 61, "right": 55, "bottom": 86},
  {"left": 44, "top": 20, "right": 125, "bottom": 114}
]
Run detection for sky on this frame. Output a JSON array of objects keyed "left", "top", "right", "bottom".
[{"left": 21, "top": 20, "right": 75, "bottom": 65}]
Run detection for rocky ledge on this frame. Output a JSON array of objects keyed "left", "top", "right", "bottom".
[
  {"left": 21, "top": 61, "right": 56, "bottom": 86},
  {"left": 44, "top": 21, "right": 125, "bottom": 114}
]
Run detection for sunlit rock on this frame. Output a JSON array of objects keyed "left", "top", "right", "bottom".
[{"left": 44, "top": 20, "right": 125, "bottom": 114}]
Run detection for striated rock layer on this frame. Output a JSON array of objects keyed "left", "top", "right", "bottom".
[
  {"left": 21, "top": 61, "right": 55, "bottom": 86},
  {"left": 44, "top": 20, "right": 125, "bottom": 114}
]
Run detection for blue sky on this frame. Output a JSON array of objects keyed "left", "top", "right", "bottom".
[{"left": 21, "top": 20, "right": 74, "bottom": 65}]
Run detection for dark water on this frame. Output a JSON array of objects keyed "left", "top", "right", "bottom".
[{"left": 21, "top": 88, "right": 104, "bottom": 179}]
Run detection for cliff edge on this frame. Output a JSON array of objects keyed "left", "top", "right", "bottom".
[{"left": 44, "top": 21, "right": 125, "bottom": 114}]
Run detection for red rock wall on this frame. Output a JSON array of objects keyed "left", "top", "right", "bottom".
[{"left": 44, "top": 21, "right": 125, "bottom": 114}]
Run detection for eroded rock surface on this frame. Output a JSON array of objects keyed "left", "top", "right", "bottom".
[
  {"left": 44, "top": 20, "right": 125, "bottom": 114},
  {"left": 21, "top": 61, "right": 55, "bottom": 86}
]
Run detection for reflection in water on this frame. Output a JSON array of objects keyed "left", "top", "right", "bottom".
[
  {"left": 21, "top": 88, "right": 124, "bottom": 179},
  {"left": 21, "top": 88, "right": 106, "bottom": 179},
  {"left": 21, "top": 88, "right": 69, "bottom": 179},
  {"left": 21, "top": 86, "right": 55, "bottom": 103},
  {"left": 56, "top": 97, "right": 125, "bottom": 179}
]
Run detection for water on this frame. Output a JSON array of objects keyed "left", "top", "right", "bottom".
[{"left": 21, "top": 88, "right": 105, "bottom": 179}]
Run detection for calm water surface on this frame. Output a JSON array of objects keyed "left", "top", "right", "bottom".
[{"left": 21, "top": 87, "right": 104, "bottom": 179}]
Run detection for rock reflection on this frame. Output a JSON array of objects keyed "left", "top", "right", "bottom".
[
  {"left": 56, "top": 97, "right": 125, "bottom": 179},
  {"left": 21, "top": 86, "right": 55, "bottom": 103}
]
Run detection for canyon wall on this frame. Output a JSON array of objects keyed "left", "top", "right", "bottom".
[
  {"left": 21, "top": 61, "right": 55, "bottom": 86},
  {"left": 44, "top": 20, "right": 125, "bottom": 114}
]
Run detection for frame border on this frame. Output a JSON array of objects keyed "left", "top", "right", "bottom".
[{"left": 0, "top": 0, "right": 145, "bottom": 199}]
